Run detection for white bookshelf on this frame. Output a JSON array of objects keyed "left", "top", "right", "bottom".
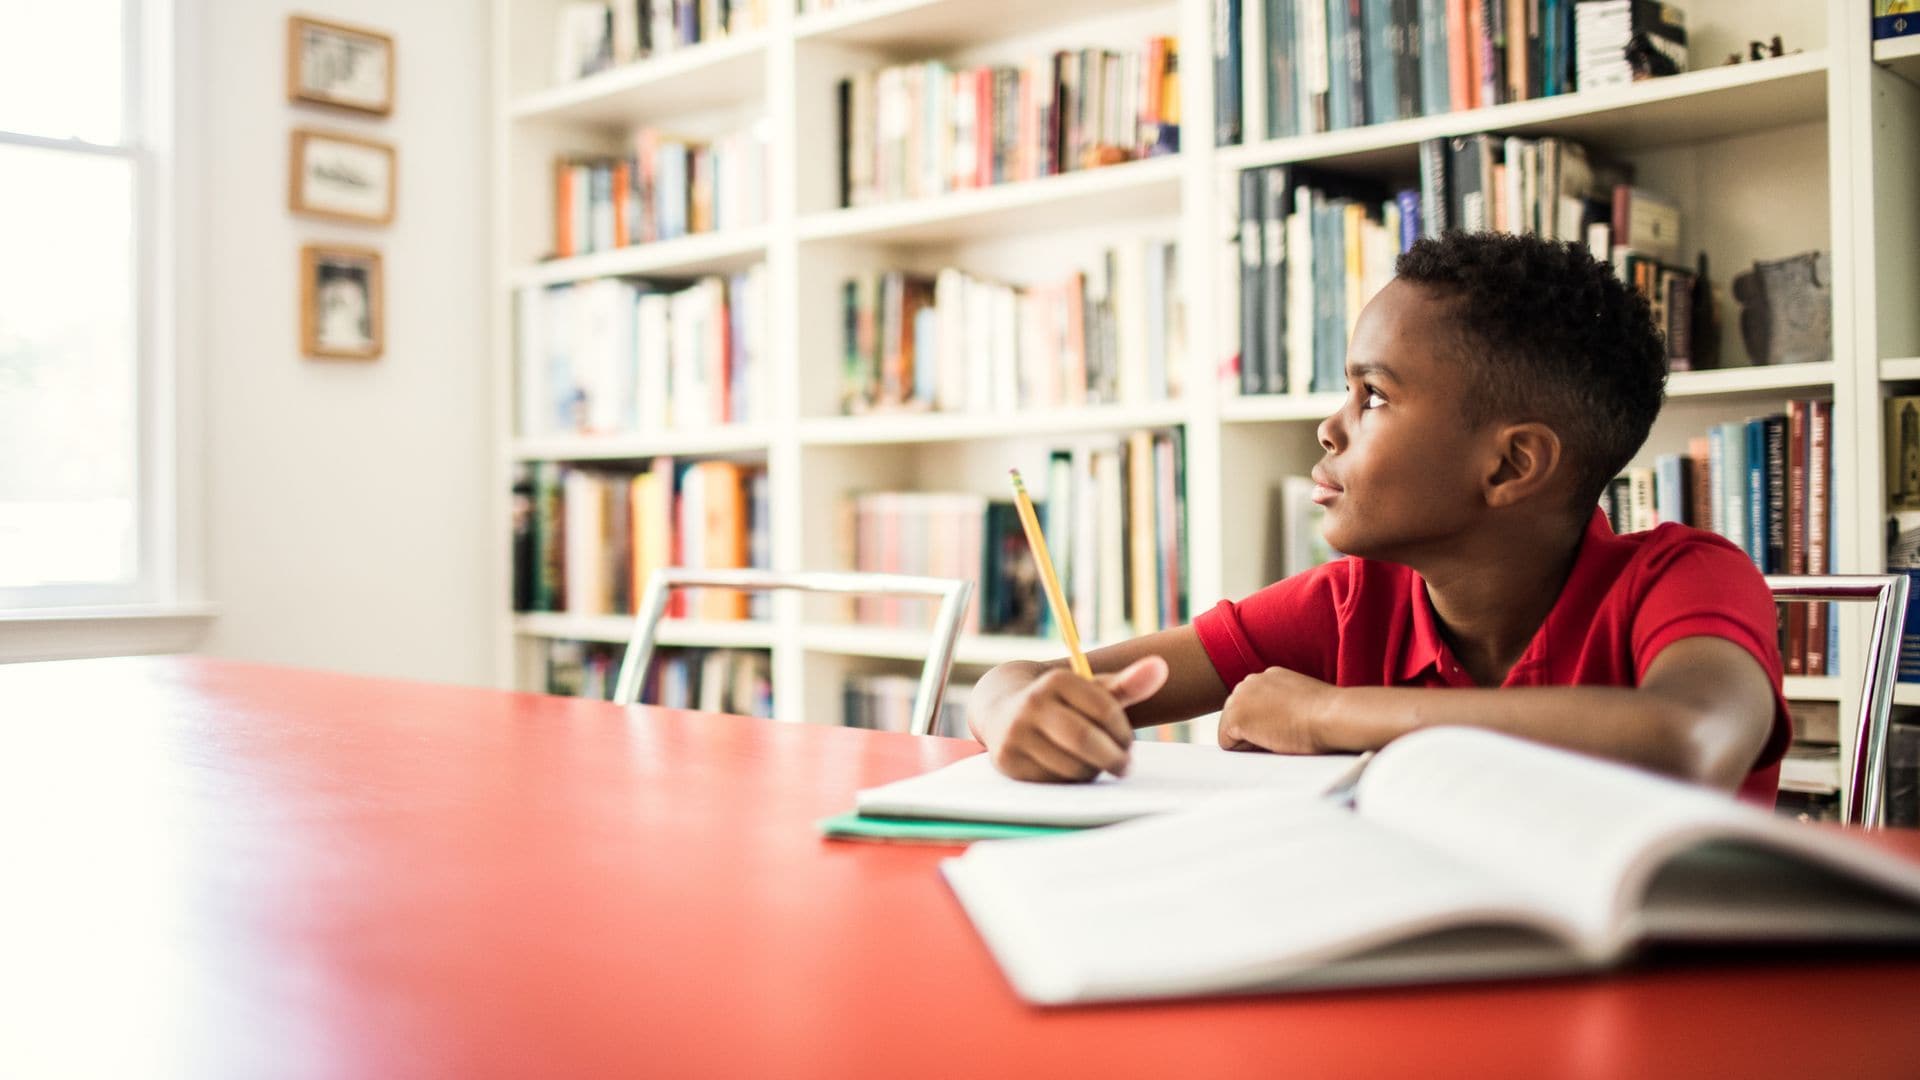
[
  {"left": 1217, "top": 50, "right": 1830, "bottom": 174},
  {"left": 1877, "top": 32, "right": 1920, "bottom": 87},
  {"left": 512, "top": 227, "right": 770, "bottom": 287},
  {"left": 493, "top": 1, "right": 1917, "bottom": 756},
  {"left": 793, "top": 154, "right": 1185, "bottom": 243}
]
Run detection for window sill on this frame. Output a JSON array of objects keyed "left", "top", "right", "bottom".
[{"left": 0, "top": 603, "right": 218, "bottom": 663}]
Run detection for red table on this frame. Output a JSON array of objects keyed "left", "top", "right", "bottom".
[{"left": 4, "top": 656, "right": 1919, "bottom": 1079}]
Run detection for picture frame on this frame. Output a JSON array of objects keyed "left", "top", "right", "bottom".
[
  {"left": 289, "top": 128, "right": 396, "bottom": 225},
  {"left": 301, "top": 245, "right": 385, "bottom": 360},
  {"left": 287, "top": 15, "right": 394, "bottom": 116}
]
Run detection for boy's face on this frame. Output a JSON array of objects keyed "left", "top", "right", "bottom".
[{"left": 1312, "top": 280, "right": 1495, "bottom": 562}]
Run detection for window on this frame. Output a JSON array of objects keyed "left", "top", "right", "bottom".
[{"left": 0, "top": 0, "right": 173, "bottom": 609}]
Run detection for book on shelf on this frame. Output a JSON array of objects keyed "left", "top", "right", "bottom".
[
  {"left": 1232, "top": 164, "right": 1401, "bottom": 395},
  {"left": 941, "top": 726, "right": 1920, "bottom": 1006},
  {"left": 839, "top": 243, "right": 1182, "bottom": 416},
  {"left": 845, "top": 674, "right": 972, "bottom": 739},
  {"left": 837, "top": 37, "right": 1180, "bottom": 208},
  {"left": 514, "top": 458, "right": 770, "bottom": 621},
  {"left": 550, "top": 0, "right": 768, "bottom": 86},
  {"left": 1877, "top": 1, "right": 1920, "bottom": 40},
  {"left": 549, "top": 638, "right": 774, "bottom": 714},
  {"left": 1215, "top": 0, "right": 1697, "bottom": 144},
  {"left": 1232, "top": 136, "right": 1712, "bottom": 392},
  {"left": 1594, "top": 399, "right": 1832, "bottom": 675},
  {"left": 842, "top": 431, "right": 1187, "bottom": 642},
  {"left": 551, "top": 121, "right": 767, "bottom": 259},
  {"left": 517, "top": 266, "right": 766, "bottom": 438},
  {"left": 1574, "top": 0, "right": 1687, "bottom": 90}
]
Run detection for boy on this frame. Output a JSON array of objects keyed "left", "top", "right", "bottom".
[{"left": 969, "top": 232, "right": 1789, "bottom": 805}]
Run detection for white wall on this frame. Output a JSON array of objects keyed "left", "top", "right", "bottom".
[{"left": 187, "top": 0, "right": 493, "bottom": 684}]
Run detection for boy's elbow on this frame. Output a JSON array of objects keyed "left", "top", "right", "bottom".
[{"left": 1668, "top": 702, "right": 1771, "bottom": 793}]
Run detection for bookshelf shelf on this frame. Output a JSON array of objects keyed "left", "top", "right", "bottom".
[
  {"left": 509, "top": 426, "right": 774, "bottom": 462},
  {"left": 1877, "top": 34, "right": 1920, "bottom": 87},
  {"left": 1219, "top": 392, "right": 1346, "bottom": 424},
  {"left": 512, "top": 228, "right": 770, "bottom": 287},
  {"left": 794, "top": 155, "right": 1183, "bottom": 245},
  {"left": 1665, "top": 363, "right": 1838, "bottom": 399},
  {"left": 509, "top": 31, "right": 771, "bottom": 127},
  {"left": 1218, "top": 51, "right": 1829, "bottom": 176},
  {"left": 1881, "top": 357, "right": 1920, "bottom": 382},
  {"left": 794, "top": 0, "right": 1168, "bottom": 50},
  {"left": 800, "top": 624, "right": 1064, "bottom": 666},
  {"left": 1784, "top": 675, "right": 1842, "bottom": 702},
  {"left": 797, "top": 401, "right": 1189, "bottom": 446},
  {"left": 1898, "top": 684, "right": 1920, "bottom": 709},
  {"left": 514, "top": 613, "right": 778, "bottom": 649},
  {"left": 1213, "top": 365, "right": 1842, "bottom": 423}
]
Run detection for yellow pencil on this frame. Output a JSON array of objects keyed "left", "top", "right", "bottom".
[{"left": 1008, "top": 469, "right": 1093, "bottom": 679}]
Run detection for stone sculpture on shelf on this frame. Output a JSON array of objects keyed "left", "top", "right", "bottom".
[{"left": 1731, "top": 250, "right": 1831, "bottom": 366}]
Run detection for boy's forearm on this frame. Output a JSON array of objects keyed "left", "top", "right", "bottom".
[{"left": 1315, "top": 686, "right": 1732, "bottom": 789}]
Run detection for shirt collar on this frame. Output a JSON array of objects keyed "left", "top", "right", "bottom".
[{"left": 1397, "top": 509, "right": 1615, "bottom": 685}]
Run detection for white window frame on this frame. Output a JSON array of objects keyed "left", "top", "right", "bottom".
[{"left": 0, "top": 0, "right": 213, "bottom": 660}]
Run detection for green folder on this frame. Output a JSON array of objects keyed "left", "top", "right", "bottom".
[{"left": 817, "top": 811, "right": 1081, "bottom": 845}]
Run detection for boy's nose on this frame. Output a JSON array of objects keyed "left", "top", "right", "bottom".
[{"left": 1317, "top": 409, "right": 1343, "bottom": 453}]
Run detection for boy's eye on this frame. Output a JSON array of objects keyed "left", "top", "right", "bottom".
[{"left": 1363, "top": 387, "right": 1387, "bottom": 410}]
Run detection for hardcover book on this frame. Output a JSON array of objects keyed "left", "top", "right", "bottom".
[{"left": 944, "top": 728, "right": 1920, "bottom": 1006}]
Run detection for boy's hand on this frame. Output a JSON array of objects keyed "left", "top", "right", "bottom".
[
  {"left": 1218, "top": 666, "right": 1338, "bottom": 754},
  {"left": 981, "top": 656, "right": 1169, "bottom": 782}
]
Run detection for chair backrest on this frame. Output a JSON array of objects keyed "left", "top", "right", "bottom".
[
  {"left": 1765, "top": 574, "right": 1911, "bottom": 828},
  {"left": 613, "top": 567, "right": 974, "bottom": 737}
]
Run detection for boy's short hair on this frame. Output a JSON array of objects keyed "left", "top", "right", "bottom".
[{"left": 1394, "top": 232, "right": 1667, "bottom": 510}]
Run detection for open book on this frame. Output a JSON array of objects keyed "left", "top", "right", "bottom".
[
  {"left": 942, "top": 727, "right": 1920, "bottom": 1005},
  {"left": 855, "top": 742, "right": 1365, "bottom": 828}
]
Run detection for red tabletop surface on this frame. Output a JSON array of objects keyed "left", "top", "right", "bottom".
[{"left": 5, "top": 656, "right": 1920, "bottom": 1079}]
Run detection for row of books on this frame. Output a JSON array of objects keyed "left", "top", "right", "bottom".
[
  {"left": 1603, "top": 400, "right": 1835, "bottom": 675},
  {"left": 551, "top": 0, "right": 768, "bottom": 85},
  {"left": 545, "top": 639, "right": 775, "bottom": 716},
  {"left": 1417, "top": 133, "right": 1701, "bottom": 369},
  {"left": 839, "top": 241, "right": 1183, "bottom": 415},
  {"left": 844, "top": 430, "right": 1189, "bottom": 642},
  {"left": 1229, "top": 165, "right": 1410, "bottom": 396},
  {"left": 1213, "top": 0, "right": 1689, "bottom": 144},
  {"left": 551, "top": 123, "right": 768, "bottom": 258},
  {"left": 1230, "top": 134, "right": 1692, "bottom": 395},
  {"left": 517, "top": 268, "right": 767, "bottom": 438},
  {"left": 513, "top": 458, "right": 771, "bottom": 620},
  {"left": 837, "top": 38, "right": 1181, "bottom": 208},
  {"left": 844, "top": 674, "right": 972, "bottom": 739}
]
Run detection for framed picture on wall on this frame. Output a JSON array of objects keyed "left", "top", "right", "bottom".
[
  {"left": 289, "top": 129, "right": 395, "bottom": 224},
  {"left": 301, "top": 244, "right": 384, "bottom": 360},
  {"left": 287, "top": 15, "right": 394, "bottom": 116}
]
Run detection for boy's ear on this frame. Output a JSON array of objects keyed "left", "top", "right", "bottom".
[{"left": 1482, "top": 422, "right": 1563, "bottom": 508}]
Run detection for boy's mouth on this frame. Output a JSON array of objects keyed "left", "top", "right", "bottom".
[{"left": 1311, "top": 467, "right": 1343, "bottom": 504}]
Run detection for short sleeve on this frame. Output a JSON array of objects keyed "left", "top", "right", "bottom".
[
  {"left": 1192, "top": 560, "right": 1349, "bottom": 690},
  {"left": 1630, "top": 530, "right": 1792, "bottom": 770}
]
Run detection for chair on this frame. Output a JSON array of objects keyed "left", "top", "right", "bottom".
[
  {"left": 613, "top": 567, "right": 974, "bottom": 737},
  {"left": 1766, "top": 574, "right": 1911, "bottom": 828}
]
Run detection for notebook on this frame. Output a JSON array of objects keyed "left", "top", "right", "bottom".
[
  {"left": 853, "top": 742, "right": 1367, "bottom": 828},
  {"left": 942, "top": 727, "right": 1920, "bottom": 1005}
]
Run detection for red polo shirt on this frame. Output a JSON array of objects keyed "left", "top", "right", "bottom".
[{"left": 1194, "top": 509, "right": 1791, "bottom": 805}]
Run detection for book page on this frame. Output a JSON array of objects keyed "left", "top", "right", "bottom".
[
  {"left": 856, "top": 742, "right": 1364, "bottom": 827},
  {"left": 942, "top": 793, "right": 1579, "bottom": 1005},
  {"left": 1352, "top": 728, "right": 1763, "bottom": 946}
]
